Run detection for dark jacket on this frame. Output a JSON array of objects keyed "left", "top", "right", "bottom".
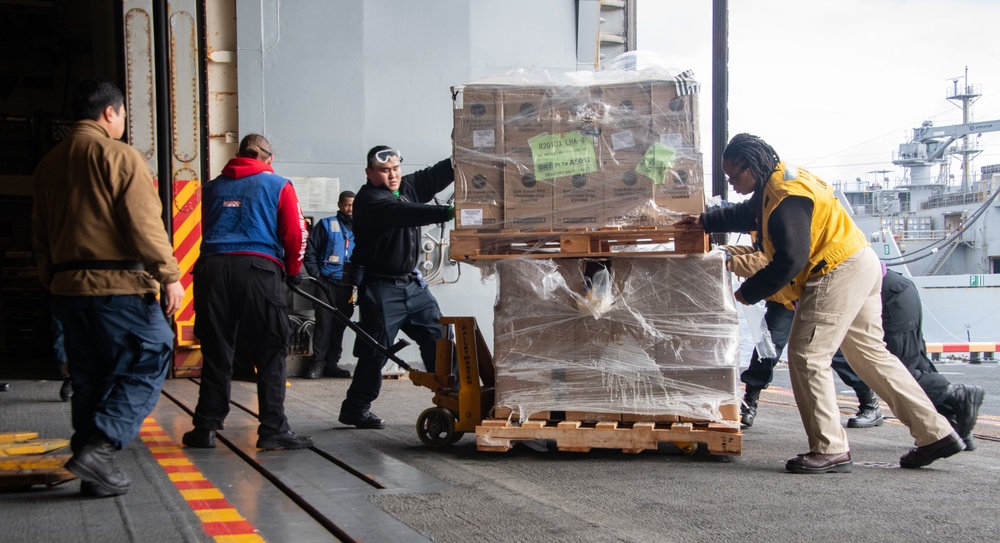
[
  {"left": 303, "top": 212, "right": 354, "bottom": 280},
  {"left": 351, "top": 159, "right": 453, "bottom": 277},
  {"left": 881, "top": 270, "right": 920, "bottom": 336},
  {"left": 700, "top": 179, "right": 813, "bottom": 304}
]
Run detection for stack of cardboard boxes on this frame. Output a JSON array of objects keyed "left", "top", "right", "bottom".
[
  {"left": 452, "top": 69, "right": 705, "bottom": 231},
  {"left": 491, "top": 253, "right": 740, "bottom": 424},
  {"left": 454, "top": 67, "right": 738, "bottom": 427}
]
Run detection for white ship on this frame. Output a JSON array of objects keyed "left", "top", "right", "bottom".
[{"left": 836, "top": 70, "right": 1000, "bottom": 346}]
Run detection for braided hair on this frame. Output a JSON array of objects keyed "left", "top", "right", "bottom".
[{"left": 722, "top": 133, "right": 780, "bottom": 186}]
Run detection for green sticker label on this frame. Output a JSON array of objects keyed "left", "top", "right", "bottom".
[
  {"left": 635, "top": 142, "right": 677, "bottom": 185},
  {"left": 529, "top": 132, "right": 598, "bottom": 180}
]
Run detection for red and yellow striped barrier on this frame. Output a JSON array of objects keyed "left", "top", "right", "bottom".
[
  {"left": 925, "top": 342, "right": 1000, "bottom": 354},
  {"left": 171, "top": 180, "right": 203, "bottom": 376}
]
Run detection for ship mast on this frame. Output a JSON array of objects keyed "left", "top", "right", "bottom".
[{"left": 947, "top": 66, "right": 982, "bottom": 192}]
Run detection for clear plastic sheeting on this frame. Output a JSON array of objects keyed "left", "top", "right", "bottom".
[
  {"left": 451, "top": 53, "right": 705, "bottom": 232},
  {"left": 740, "top": 300, "right": 777, "bottom": 360},
  {"left": 490, "top": 252, "right": 740, "bottom": 425}
]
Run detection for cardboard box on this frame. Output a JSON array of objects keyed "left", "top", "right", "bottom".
[
  {"left": 652, "top": 154, "right": 705, "bottom": 215},
  {"left": 552, "top": 171, "right": 604, "bottom": 229},
  {"left": 502, "top": 86, "right": 551, "bottom": 155},
  {"left": 454, "top": 157, "right": 504, "bottom": 230},
  {"left": 650, "top": 80, "right": 700, "bottom": 151},
  {"left": 453, "top": 86, "right": 502, "bottom": 153},
  {"left": 502, "top": 157, "right": 553, "bottom": 229},
  {"left": 591, "top": 82, "right": 652, "bottom": 129},
  {"left": 602, "top": 154, "right": 654, "bottom": 226},
  {"left": 597, "top": 125, "right": 655, "bottom": 158}
]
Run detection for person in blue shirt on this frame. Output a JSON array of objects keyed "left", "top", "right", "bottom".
[{"left": 303, "top": 190, "right": 355, "bottom": 379}]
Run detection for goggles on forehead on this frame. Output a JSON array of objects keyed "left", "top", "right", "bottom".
[{"left": 373, "top": 148, "right": 402, "bottom": 165}]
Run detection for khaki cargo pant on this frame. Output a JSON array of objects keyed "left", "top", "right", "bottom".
[{"left": 786, "top": 246, "right": 953, "bottom": 454}]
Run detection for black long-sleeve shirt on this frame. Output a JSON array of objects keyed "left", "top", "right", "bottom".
[
  {"left": 701, "top": 191, "right": 813, "bottom": 304},
  {"left": 351, "top": 158, "right": 454, "bottom": 277}
]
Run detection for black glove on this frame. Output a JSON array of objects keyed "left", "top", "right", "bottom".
[{"left": 285, "top": 274, "right": 303, "bottom": 287}]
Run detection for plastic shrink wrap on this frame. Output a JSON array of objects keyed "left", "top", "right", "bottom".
[
  {"left": 489, "top": 251, "right": 740, "bottom": 426},
  {"left": 452, "top": 53, "right": 705, "bottom": 232}
]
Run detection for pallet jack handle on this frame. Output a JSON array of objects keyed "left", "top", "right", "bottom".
[{"left": 287, "top": 276, "right": 415, "bottom": 372}]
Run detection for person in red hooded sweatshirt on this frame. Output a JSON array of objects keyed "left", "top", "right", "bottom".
[{"left": 182, "top": 134, "right": 313, "bottom": 451}]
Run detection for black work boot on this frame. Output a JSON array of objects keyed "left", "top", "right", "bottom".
[
  {"left": 256, "top": 431, "right": 314, "bottom": 450},
  {"left": 848, "top": 388, "right": 883, "bottom": 428},
  {"left": 304, "top": 358, "right": 325, "bottom": 379},
  {"left": 59, "top": 378, "right": 73, "bottom": 402},
  {"left": 944, "top": 384, "right": 985, "bottom": 451},
  {"left": 741, "top": 387, "right": 761, "bottom": 428},
  {"left": 64, "top": 433, "right": 131, "bottom": 497},
  {"left": 324, "top": 363, "right": 351, "bottom": 378}
]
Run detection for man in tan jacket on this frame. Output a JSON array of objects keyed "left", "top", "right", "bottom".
[{"left": 32, "top": 77, "right": 184, "bottom": 498}]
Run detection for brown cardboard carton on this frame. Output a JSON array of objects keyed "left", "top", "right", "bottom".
[
  {"left": 591, "top": 81, "right": 652, "bottom": 129},
  {"left": 453, "top": 86, "right": 501, "bottom": 153},
  {"left": 650, "top": 80, "right": 700, "bottom": 151},
  {"left": 652, "top": 153, "right": 705, "bottom": 215},
  {"left": 502, "top": 86, "right": 551, "bottom": 156},
  {"left": 597, "top": 124, "right": 655, "bottom": 159},
  {"left": 454, "top": 157, "right": 503, "bottom": 230},
  {"left": 502, "top": 157, "right": 553, "bottom": 229},
  {"left": 602, "top": 152, "right": 654, "bottom": 226},
  {"left": 552, "top": 171, "right": 604, "bottom": 229}
]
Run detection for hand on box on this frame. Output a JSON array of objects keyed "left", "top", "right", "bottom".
[
  {"left": 734, "top": 289, "right": 749, "bottom": 305},
  {"left": 675, "top": 214, "right": 701, "bottom": 230}
]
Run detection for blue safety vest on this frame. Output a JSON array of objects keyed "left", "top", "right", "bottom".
[
  {"left": 201, "top": 171, "right": 287, "bottom": 263},
  {"left": 316, "top": 216, "right": 354, "bottom": 280}
]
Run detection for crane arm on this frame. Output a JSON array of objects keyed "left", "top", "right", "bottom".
[{"left": 913, "top": 119, "right": 1000, "bottom": 141}]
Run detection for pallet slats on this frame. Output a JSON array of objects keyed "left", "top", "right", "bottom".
[
  {"left": 475, "top": 418, "right": 741, "bottom": 456},
  {"left": 450, "top": 226, "right": 708, "bottom": 260}
]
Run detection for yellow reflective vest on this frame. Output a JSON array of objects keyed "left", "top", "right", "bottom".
[{"left": 760, "top": 163, "right": 868, "bottom": 302}]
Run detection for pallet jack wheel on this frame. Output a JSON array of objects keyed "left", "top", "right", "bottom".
[
  {"left": 675, "top": 441, "right": 698, "bottom": 456},
  {"left": 416, "top": 407, "right": 464, "bottom": 447}
]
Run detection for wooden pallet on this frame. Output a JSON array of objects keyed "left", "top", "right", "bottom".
[
  {"left": 449, "top": 226, "right": 708, "bottom": 260},
  {"left": 475, "top": 418, "right": 741, "bottom": 456}
]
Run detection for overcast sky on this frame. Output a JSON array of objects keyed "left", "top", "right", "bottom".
[{"left": 637, "top": 0, "right": 1000, "bottom": 191}]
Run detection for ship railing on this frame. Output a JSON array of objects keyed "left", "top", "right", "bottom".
[
  {"left": 896, "top": 229, "right": 950, "bottom": 242},
  {"left": 921, "top": 190, "right": 990, "bottom": 210}
]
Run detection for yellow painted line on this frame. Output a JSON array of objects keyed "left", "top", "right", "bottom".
[
  {"left": 158, "top": 457, "right": 196, "bottom": 467},
  {"left": 196, "top": 508, "right": 247, "bottom": 523},
  {"left": 214, "top": 535, "right": 267, "bottom": 543},
  {"left": 180, "top": 488, "right": 226, "bottom": 501},
  {"left": 169, "top": 471, "right": 207, "bottom": 482}
]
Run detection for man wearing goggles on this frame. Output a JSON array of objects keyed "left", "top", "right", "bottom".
[{"left": 338, "top": 145, "right": 455, "bottom": 429}]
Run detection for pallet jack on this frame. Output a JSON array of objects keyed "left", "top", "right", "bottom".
[{"left": 288, "top": 277, "right": 495, "bottom": 447}]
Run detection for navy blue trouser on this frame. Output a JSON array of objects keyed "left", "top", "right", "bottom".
[
  {"left": 312, "top": 277, "right": 355, "bottom": 369},
  {"left": 53, "top": 294, "right": 173, "bottom": 453},
  {"left": 192, "top": 255, "right": 292, "bottom": 436},
  {"left": 740, "top": 301, "right": 794, "bottom": 390},
  {"left": 342, "top": 278, "right": 442, "bottom": 414},
  {"left": 742, "top": 301, "right": 871, "bottom": 393}
]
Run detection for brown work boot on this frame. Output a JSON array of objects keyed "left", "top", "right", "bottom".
[{"left": 785, "top": 451, "right": 853, "bottom": 474}]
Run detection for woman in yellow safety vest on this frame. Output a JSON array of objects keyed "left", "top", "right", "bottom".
[{"left": 676, "top": 133, "right": 963, "bottom": 474}]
